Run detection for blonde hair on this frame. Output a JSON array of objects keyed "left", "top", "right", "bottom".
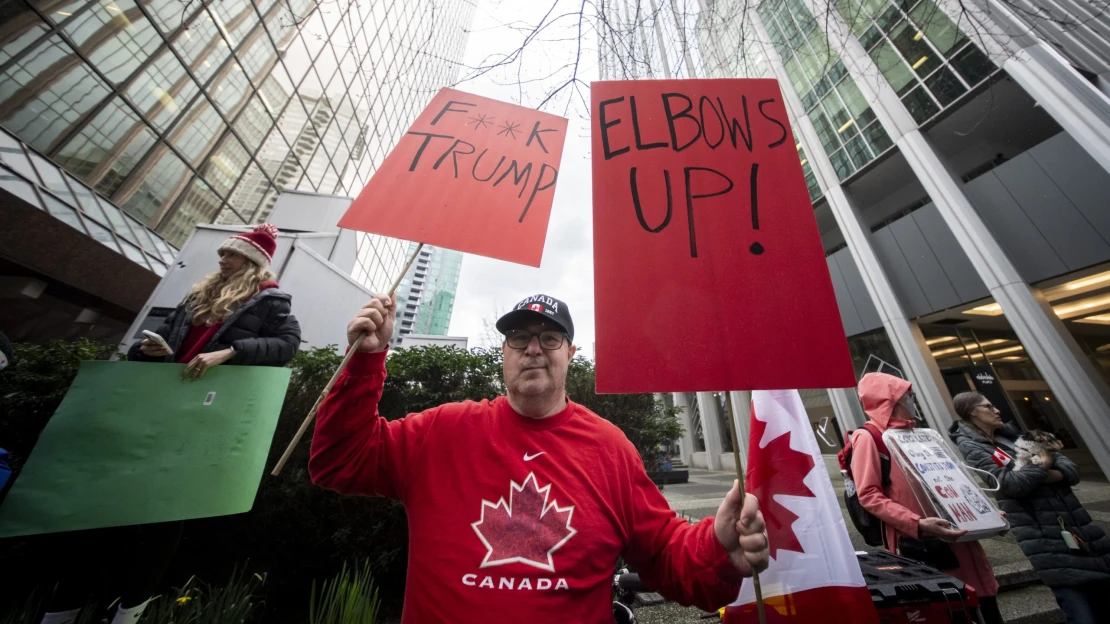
[{"left": 186, "top": 262, "right": 276, "bottom": 326}]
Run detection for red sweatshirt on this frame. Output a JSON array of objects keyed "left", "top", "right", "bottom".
[{"left": 309, "top": 350, "right": 743, "bottom": 623}]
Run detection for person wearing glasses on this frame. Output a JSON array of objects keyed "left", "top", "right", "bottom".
[
  {"left": 307, "top": 293, "right": 771, "bottom": 623},
  {"left": 950, "top": 392, "right": 1110, "bottom": 624}
]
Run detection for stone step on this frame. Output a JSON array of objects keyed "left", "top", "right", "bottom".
[
  {"left": 993, "top": 559, "right": 1041, "bottom": 591},
  {"left": 998, "top": 584, "right": 1063, "bottom": 624}
]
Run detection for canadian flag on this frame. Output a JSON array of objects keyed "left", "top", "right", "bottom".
[
  {"left": 724, "top": 390, "right": 878, "bottom": 623},
  {"left": 991, "top": 447, "right": 1013, "bottom": 468}
]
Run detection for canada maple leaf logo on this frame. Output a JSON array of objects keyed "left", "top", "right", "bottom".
[
  {"left": 471, "top": 473, "right": 577, "bottom": 572},
  {"left": 746, "top": 415, "right": 816, "bottom": 559}
]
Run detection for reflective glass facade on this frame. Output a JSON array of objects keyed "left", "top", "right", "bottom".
[
  {"left": 758, "top": 0, "right": 894, "bottom": 181},
  {"left": 0, "top": 125, "right": 175, "bottom": 274},
  {"left": 0, "top": 0, "right": 474, "bottom": 291},
  {"left": 834, "top": 0, "right": 996, "bottom": 124},
  {"left": 394, "top": 243, "right": 463, "bottom": 339}
]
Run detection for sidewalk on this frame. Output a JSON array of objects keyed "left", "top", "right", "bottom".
[{"left": 635, "top": 459, "right": 1110, "bottom": 624}]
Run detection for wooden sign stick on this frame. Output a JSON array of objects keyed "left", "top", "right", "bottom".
[
  {"left": 271, "top": 242, "right": 425, "bottom": 476},
  {"left": 724, "top": 391, "right": 767, "bottom": 624}
]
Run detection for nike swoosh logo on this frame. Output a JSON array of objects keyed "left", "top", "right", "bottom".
[{"left": 523, "top": 452, "right": 545, "bottom": 461}]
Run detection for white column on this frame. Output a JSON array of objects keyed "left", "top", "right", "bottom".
[
  {"left": 648, "top": 0, "right": 674, "bottom": 79},
  {"left": 667, "top": 0, "right": 697, "bottom": 78},
  {"left": 804, "top": 0, "right": 1110, "bottom": 479},
  {"left": 728, "top": 390, "right": 752, "bottom": 465},
  {"left": 933, "top": 0, "right": 1110, "bottom": 178},
  {"left": 695, "top": 392, "right": 724, "bottom": 470},
  {"left": 828, "top": 387, "right": 866, "bottom": 433},
  {"left": 749, "top": 10, "right": 956, "bottom": 431},
  {"left": 671, "top": 391, "right": 696, "bottom": 466}
]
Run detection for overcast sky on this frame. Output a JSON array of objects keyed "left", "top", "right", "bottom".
[{"left": 445, "top": 1, "right": 599, "bottom": 355}]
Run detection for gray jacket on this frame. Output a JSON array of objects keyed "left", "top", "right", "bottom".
[{"left": 948, "top": 420, "right": 1110, "bottom": 587}]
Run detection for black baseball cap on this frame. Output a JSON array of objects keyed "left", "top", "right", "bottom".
[{"left": 496, "top": 294, "right": 574, "bottom": 342}]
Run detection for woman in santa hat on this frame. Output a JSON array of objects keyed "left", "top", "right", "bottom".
[{"left": 128, "top": 223, "right": 301, "bottom": 375}]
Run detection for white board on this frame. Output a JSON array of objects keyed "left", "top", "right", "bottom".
[{"left": 884, "top": 428, "right": 1008, "bottom": 541}]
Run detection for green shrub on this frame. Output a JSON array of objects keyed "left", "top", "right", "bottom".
[
  {"left": 138, "top": 567, "right": 265, "bottom": 624},
  {"left": 564, "top": 357, "right": 684, "bottom": 471},
  {"left": 0, "top": 590, "right": 100, "bottom": 624},
  {"left": 0, "top": 339, "right": 115, "bottom": 471},
  {"left": 309, "top": 561, "right": 380, "bottom": 624}
]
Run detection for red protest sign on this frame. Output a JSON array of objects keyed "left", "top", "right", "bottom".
[
  {"left": 591, "top": 79, "right": 855, "bottom": 393},
  {"left": 338, "top": 88, "right": 568, "bottom": 267}
]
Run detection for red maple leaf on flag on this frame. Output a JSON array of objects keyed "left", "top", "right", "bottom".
[
  {"left": 745, "top": 416, "right": 816, "bottom": 559},
  {"left": 471, "top": 473, "right": 577, "bottom": 572}
]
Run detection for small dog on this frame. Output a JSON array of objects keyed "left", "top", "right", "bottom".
[{"left": 1013, "top": 430, "right": 1064, "bottom": 469}]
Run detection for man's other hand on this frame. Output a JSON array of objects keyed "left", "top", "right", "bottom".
[{"left": 715, "top": 481, "right": 770, "bottom": 576}]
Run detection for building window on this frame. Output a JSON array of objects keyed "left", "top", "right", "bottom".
[
  {"left": 759, "top": 0, "right": 893, "bottom": 182},
  {"left": 834, "top": 0, "right": 996, "bottom": 125},
  {"left": 795, "top": 134, "right": 822, "bottom": 202}
]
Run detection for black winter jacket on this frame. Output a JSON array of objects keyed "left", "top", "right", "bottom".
[
  {"left": 128, "top": 286, "right": 301, "bottom": 367},
  {"left": 949, "top": 420, "right": 1110, "bottom": 587}
]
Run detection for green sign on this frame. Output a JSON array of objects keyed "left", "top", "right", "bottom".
[{"left": 0, "top": 360, "right": 290, "bottom": 537}]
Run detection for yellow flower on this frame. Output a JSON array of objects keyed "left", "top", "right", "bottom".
[{"left": 176, "top": 596, "right": 192, "bottom": 606}]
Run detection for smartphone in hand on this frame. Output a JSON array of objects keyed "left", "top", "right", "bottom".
[{"left": 142, "top": 330, "right": 174, "bottom": 355}]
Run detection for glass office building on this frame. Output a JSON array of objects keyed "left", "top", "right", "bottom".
[
  {"left": 0, "top": 0, "right": 474, "bottom": 341},
  {"left": 392, "top": 242, "right": 463, "bottom": 343},
  {"left": 603, "top": 0, "right": 1110, "bottom": 481}
]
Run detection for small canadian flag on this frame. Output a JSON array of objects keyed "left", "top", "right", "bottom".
[
  {"left": 992, "top": 447, "right": 1013, "bottom": 468},
  {"left": 529, "top": 304, "right": 544, "bottom": 312}
]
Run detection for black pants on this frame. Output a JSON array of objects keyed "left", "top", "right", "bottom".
[
  {"left": 1050, "top": 582, "right": 1110, "bottom": 624},
  {"left": 39, "top": 520, "right": 183, "bottom": 612},
  {"left": 977, "top": 595, "right": 1004, "bottom": 624}
]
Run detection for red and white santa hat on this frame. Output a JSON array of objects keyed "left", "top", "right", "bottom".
[{"left": 218, "top": 223, "right": 279, "bottom": 268}]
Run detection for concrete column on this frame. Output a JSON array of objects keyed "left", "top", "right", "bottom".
[
  {"left": 901, "top": 131, "right": 1110, "bottom": 478},
  {"left": 828, "top": 387, "right": 866, "bottom": 433},
  {"left": 1002, "top": 43, "right": 1110, "bottom": 178},
  {"left": 933, "top": 0, "right": 1110, "bottom": 178},
  {"left": 726, "top": 391, "right": 752, "bottom": 470},
  {"left": 671, "top": 391, "right": 696, "bottom": 466},
  {"left": 749, "top": 10, "right": 956, "bottom": 431},
  {"left": 667, "top": 0, "right": 698, "bottom": 78},
  {"left": 647, "top": 0, "right": 675, "bottom": 79},
  {"left": 801, "top": 0, "right": 1110, "bottom": 479},
  {"left": 695, "top": 392, "right": 724, "bottom": 470}
]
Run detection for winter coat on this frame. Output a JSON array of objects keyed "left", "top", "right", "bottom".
[
  {"left": 850, "top": 374, "right": 999, "bottom": 597},
  {"left": 949, "top": 420, "right": 1110, "bottom": 587},
  {"left": 128, "top": 285, "right": 301, "bottom": 367}
]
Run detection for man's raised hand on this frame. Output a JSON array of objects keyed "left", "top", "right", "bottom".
[{"left": 348, "top": 295, "right": 395, "bottom": 352}]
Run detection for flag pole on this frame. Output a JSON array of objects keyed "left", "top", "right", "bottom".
[
  {"left": 270, "top": 242, "right": 425, "bottom": 476},
  {"left": 724, "top": 391, "right": 767, "bottom": 624}
]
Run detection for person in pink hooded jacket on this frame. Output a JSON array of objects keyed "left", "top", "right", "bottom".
[{"left": 850, "top": 372, "right": 1003, "bottom": 624}]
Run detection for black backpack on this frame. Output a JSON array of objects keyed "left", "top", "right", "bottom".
[{"left": 837, "top": 422, "right": 891, "bottom": 547}]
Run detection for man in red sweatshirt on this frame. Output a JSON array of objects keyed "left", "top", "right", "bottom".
[{"left": 309, "top": 293, "right": 769, "bottom": 622}]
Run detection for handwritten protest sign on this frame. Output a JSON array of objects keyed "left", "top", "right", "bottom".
[
  {"left": 884, "top": 429, "right": 1007, "bottom": 540},
  {"left": 590, "top": 79, "right": 855, "bottom": 393},
  {"left": 338, "top": 88, "right": 568, "bottom": 267},
  {"left": 0, "top": 361, "right": 290, "bottom": 537}
]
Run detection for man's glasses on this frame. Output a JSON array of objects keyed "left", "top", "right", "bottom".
[
  {"left": 978, "top": 402, "right": 996, "bottom": 410},
  {"left": 504, "top": 329, "right": 566, "bottom": 350}
]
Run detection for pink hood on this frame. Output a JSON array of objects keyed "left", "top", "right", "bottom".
[{"left": 857, "top": 372, "right": 915, "bottom": 431}]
